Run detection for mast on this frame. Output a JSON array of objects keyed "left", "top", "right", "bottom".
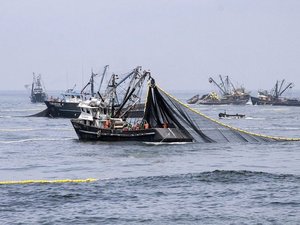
[
  {"left": 80, "top": 70, "right": 97, "bottom": 97},
  {"left": 278, "top": 79, "right": 285, "bottom": 95},
  {"left": 274, "top": 80, "right": 279, "bottom": 98},
  {"left": 98, "top": 65, "right": 109, "bottom": 93},
  {"left": 31, "top": 72, "right": 35, "bottom": 96},
  {"left": 114, "top": 70, "right": 150, "bottom": 117},
  {"left": 91, "top": 70, "right": 95, "bottom": 97},
  {"left": 121, "top": 67, "right": 140, "bottom": 103},
  {"left": 115, "top": 68, "right": 138, "bottom": 88},
  {"left": 104, "top": 67, "right": 140, "bottom": 97},
  {"left": 279, "top": 82, "right": 294, "bottom": 96},
  {"left": 219, "top": 75, "right": 227, "bottom": 94},
  {"left": 110, "top": 74, "right": 117, "bottom": 117},
  {"left": 209, "top": 76, "right": 226, "bottom": 95},
  {"left": 230, "top": 81, "right": 237, "bottom": 93}
]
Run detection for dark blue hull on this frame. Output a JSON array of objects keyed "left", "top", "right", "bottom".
[{"left": 44, "top": 101, "right": 81, "bottom": 118}]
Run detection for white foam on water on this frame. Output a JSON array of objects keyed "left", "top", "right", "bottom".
[
  {"left": 245, "top": 117, "right": 265, "bottom": 120},
  {"left": 0, "top": 108, "right": 45, "bottom": 112},
  {"left": 143, "top": 142, "right": 192, "bottom": 145},
  {"left": 0, "top": 137, "right": 74, "bottom": 144},
  {"left": 0, "top": 128, "right": 72, "bottom": 132}
]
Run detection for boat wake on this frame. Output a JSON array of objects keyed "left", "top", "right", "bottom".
[
  {"left": 0, "top": 108, "right": 45, "bottom": 112},
  {"left": 0, "top": 115, "right": 12, "bottom": 119},
  {"left": 245, "top": 117, "right": 265, "bottom": 120},
  {"left": 143, "top": 141, "right": 193, "bottom": 145},
  {"left": 0, "top": 137, "right": 74, "bottom": 144},
  {"left": 0, "top": 128, "right": 72, "bottom": 132}
]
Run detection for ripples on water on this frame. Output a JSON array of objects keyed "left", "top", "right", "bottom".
[
  {"left": 1, "top": 171, "right": 299, "bottom": 224},
  {"left": 0, "top": 91, "right": 300, "bottom": 224}
]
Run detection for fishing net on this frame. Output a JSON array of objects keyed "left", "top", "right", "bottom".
[{"left": 143, "top": 80, "right": 300, "bottom": 143}]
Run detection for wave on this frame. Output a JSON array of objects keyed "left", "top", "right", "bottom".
[
  {"left": 0, "top": 137, "right": 75, "bottom": 144},
  {"left": 186, "top": 170, "right": 300, "bottom": 183},
  {"left": 107, "top": 170, "right": 300, "bottom": 185}
]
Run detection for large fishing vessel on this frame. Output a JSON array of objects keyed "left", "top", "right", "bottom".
[
  {"left": 71, "top": 69, "right": 193, "bottom": 142},
  {"left": 187, "top": 75, "right": 250, "bottom": 105},
  {"left": 250, "top": 80, "right": 300, "bottom": 106},
  {"left": 30, "top": 73, "right": 47, "bottom": 103},
  {"left": 44, "top": 65, "right": 109, "bottom": 118}
]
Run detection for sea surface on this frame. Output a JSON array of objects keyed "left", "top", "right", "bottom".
[{"left": 0, "top": 90, "right": 299, "bottom": 224}]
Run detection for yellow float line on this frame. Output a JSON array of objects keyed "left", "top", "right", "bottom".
[
  {"left": 0, "top": 178, "right": 98, "bottom": 185},
  {"left": 156, "top": 85, "right": 300, "bottom": 142}
]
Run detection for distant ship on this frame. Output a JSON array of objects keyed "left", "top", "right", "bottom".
[
  {"left": 187, "top": 75, "right": 250, "bottom": 105},
  {"left": 44, "top": 87, "right": 82, "bottom": 118},
  {"left": 30, "top": 73, "right": 47, "bottom": 103},
  {"left": 250, "top": 80, "right": 300, "bottom": 106},
  {"left": 44, "top": 65, "right": 109, "bottom": 118},
  {"left": 43, "top": 65, "right": 144, "bottom": 118}
]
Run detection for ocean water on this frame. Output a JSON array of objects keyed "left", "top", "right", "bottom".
[{"left": 0, "top": 90, "right": 299, "bottom": 224}]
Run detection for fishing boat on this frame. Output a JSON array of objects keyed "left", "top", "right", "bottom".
[
  {"left": 30, "top": 73, "right": 47, "bottom": 103},
  {"left": 71, "top": 69, "right": 193, "bottom": 142},
  {"left": 250, "top": 80, "right": 300, "bottom": 106},
  {"left": 200, "top": 76, "right": 250, "bottom": 105},
  {"left": 188, "top": 75, "right": 250, "bottom": 105},
  {"left": 44, "top": 65, "right": 109, "bottom": 118},
  {"left": 273, "top": 98, "right": 300, "bottom": 106},
  {"left": 44, "top": 87, "right": 83, "bottom": 118}
]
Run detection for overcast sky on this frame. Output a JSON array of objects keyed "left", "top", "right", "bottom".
[{"left": 0, "top": 0, "right": 300, "bottom": 92}]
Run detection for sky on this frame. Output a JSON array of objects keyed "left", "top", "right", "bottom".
[{"left": 0, "top": 0, "right": 300, "bottom": 92}]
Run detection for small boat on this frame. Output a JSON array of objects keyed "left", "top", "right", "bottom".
[
  {"left": 218, "top": 112, "right": 245, "bottom": 119},
  {"left": 30, "top": 73, "right": 47, "bottom": 103}
]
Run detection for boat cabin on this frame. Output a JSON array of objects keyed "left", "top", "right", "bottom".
[{"left": 62, "top": 91, "right": 82, "bottom": 103}]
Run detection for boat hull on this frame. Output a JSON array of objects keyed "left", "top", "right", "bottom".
[
  {"left": 44, "top": 101, "right": 81, "bottom": 118},
  {"left": 250, "top": 96, "right": 272, "bottom": 105},
  {"left": 44, "top": 101, "right": 145, "bottom": 118},
  {"left": 71, "top": 119, "right": 193, "bottom": 142},
  {"left": 187, "top": 95, "right": 199, "bottom": 104},
  {"left": 31, "top": 93, "right": 47, "bottom": 103},
  {"left": 251, "top": 97, "right": 300, "bottom": 106}
]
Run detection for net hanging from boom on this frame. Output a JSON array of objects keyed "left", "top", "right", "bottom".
[{"left": 143, "top": 81, "right": 300, "bottom": 143}]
